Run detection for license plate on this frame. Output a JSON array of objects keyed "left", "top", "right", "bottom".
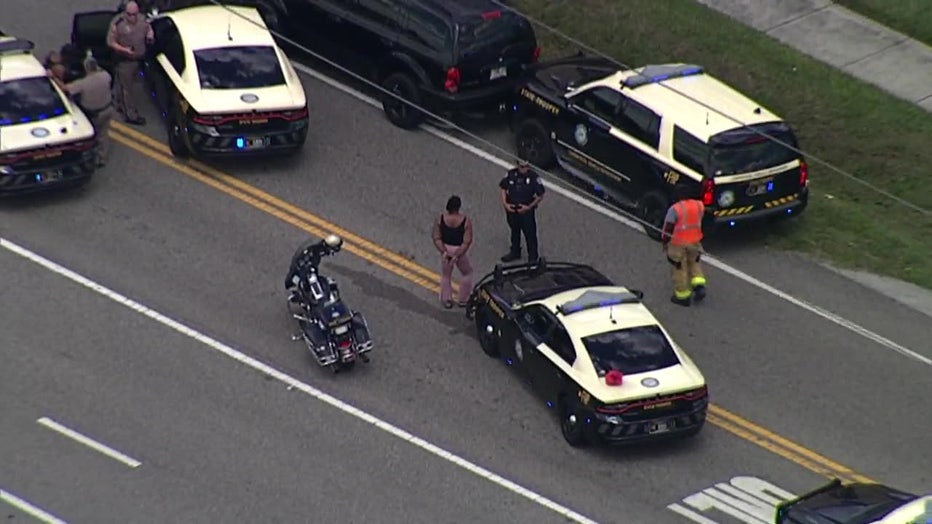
[
  {"left": 490, "top": 66, "right": 507, "bottom": 80},
  {"left": 237, "top": 136, "right": 268, "bottom": 150},
  {"left": 648, "top": 420, "right": 672, "bottom": 434},
  {"left": 37, "top": 170, "right": 63, "bottom": 184},
  {"left": 746, "top": 178, "right": 774, "bottom": 196}
]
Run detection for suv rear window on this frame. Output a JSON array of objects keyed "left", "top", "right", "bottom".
[
  {"left": 455, "top": 11, "right": 533, "bottom": 55},
  {"left": 193, "top": 45, "right": 285, "bottom": 89},
  {"left": 708, "top": 123, "right": 800, "bottom": 176},
  {"left": 581, "top": 325, "right": 680, "bottom": 376},
  {"left": 0, "top": 77, "right": 67, "bottom": 126}
]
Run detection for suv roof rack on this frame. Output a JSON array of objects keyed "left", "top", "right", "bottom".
[{"left": 622, "top": 63, "right": 703, "bottom": 89}]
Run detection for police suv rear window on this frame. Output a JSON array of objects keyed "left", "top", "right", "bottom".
[
  {"left": 0, "top": 77, "right": 67, "bottom": 126},
  {"left": 581, "top": 325, "right": 680, "bottom": 376},
  {"left": 193, "top": 46, "right": 285, "bottom": 89},
  {"left": 455, "top": 11, "right": 532, "bottom": 55},
  {"left": 709, "top": 127, "right": 799, "bottom": 176}
]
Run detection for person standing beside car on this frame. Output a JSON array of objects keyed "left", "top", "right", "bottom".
[
  {"left": 661, "top": 183, "right": 708, "bottom": 307},
  {"left": 500, "top": 159, "right": 545, "bottom": 263},
  {"left": 107, "top": 1, "right": 153, "bottom": 126},
  {"left": 432, "top": 195, "right": 474, "bottom": 309},
  {"left": 55, "top": 56, "right": 115, "bottom": 167}
]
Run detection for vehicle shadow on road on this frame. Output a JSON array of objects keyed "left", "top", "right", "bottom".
[
  {"left": 326, "top": 263, "right": 471, "bottom": 336},
  {"left": 0, "top": 182, "right": 96, "bottom": 211}
]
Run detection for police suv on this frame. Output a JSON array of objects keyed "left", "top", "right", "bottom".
[
  {"left": 509, "top": 55, "right": 810, "bottom": 239},
  {"left": 72, "top": 4, "right": 309, "bottom": 159},
  {"left": 0, "top": 34, "right": 98, "bottom": 195}
]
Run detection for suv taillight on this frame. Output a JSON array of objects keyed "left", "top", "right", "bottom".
[
  {"left": 444, "top": 67, "right": 461, "bottom": 94},
  {"left": 799, "top": 159, "right": 808, "bottom": 187},
  {"left": 532, "top": 46, "right": 541, "bottom": 62},
  {"left": 701, "top": 178, "right": 715, "bottom": 206}
]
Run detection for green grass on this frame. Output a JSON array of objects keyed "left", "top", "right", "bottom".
[
  {"left": 833, "top": 0, "right": 932, "bottom": 47},
  {"left": 508, "top": 0, "right": 932, "bottom": 289}
]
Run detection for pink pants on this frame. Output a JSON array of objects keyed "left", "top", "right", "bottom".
[{"left": 439, "top": 244, "right": 473, "bottom": 304}]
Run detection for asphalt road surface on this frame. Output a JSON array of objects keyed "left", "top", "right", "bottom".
[{"left": 2, "top": 2, "right": 930, "bottom": 523}]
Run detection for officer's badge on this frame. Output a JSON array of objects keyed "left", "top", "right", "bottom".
[{"left": 574, "top": 124, "right": 588, "bottom": 146}]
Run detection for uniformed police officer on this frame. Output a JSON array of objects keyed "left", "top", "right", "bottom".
[
  {"left": 661, "top": 183, "right": 708, "bottom": 307},
  {"left": 60, "top": 56, "right": 115, "bottom": 167},
  {"left": 107, "top": 1, "right": 153, "bottom": 126},
  {"left": 500, "top": 159, "right": 545, "bottom": 263}
]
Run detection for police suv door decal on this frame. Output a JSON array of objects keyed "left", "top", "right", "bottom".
[{"left": 574, "top": 124, "right": 588, "bottom": 146}]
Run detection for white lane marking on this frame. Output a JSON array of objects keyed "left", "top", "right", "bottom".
[
  {"left": 0, "top": 488, "right": 68, "bottom": 524},
  {"left": 0, "top": 238, "right": 599, "bottom": 524},
  {"left": 289, "top": 62, "right": 930, "bottom": 367},
  {"left": 667, "top": 476, "right": 795, "bottom": 523},
  {"left": 36, "top": 417, "right": 142, "bottom": 469}
]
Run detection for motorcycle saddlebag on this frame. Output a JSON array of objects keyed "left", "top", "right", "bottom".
[{"left": 351, "top": 312, "right": 373, "bottom": 353}]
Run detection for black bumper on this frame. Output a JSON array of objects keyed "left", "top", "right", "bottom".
[
  {"left": 184, "top": 122, "right": 309, "bottom": 158},
  {"left": 423, "top": 80, "right": 518, "bottom": 114},
  {"left": 582, "top": 407, "right": 707, "bottom": 445},
  {"left": 0, "top": 157, "right": 97, "bottom": 197},
  {"left": 709, "top": 187, "right": 809, "bottom": 226}
]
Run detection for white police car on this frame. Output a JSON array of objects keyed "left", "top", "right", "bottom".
[
  {"left": 0, "top": 34, "right": 98, "bottom": 195},
  {"left": 72, "top": 4, "right": 309, "bottom": 159}
]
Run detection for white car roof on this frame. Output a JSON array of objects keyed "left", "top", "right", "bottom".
[
  {"left": 0, "top": 36, "right": 47, "bottom": 82},
  {"left": 167, "top": 5, "right": 276, "bottom": 51},
  {"left": 872, "top": 494, "right": 932, "bottom": 523},
  {"left": 570, "top": 63, "right": 783, "bottom": 142},
  {"left": 526, "top": 286, "right": 706, "bottom": 402}
]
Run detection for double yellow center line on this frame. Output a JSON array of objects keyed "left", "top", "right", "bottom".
[{"left": 109, "top": 121, "right": 874, "bottom": 485}]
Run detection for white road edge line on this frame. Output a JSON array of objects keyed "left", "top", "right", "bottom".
[
  {"left": 288, "top": 62, "right": 931, "bottom": 368},
  {"left": 0, "top": 488, "right": 68, "bottom": 524},
  {"left": 36, "top": 417, "right": 142, "bottom": 469},
  {"left": 0, "top": 237, "right": 600, "bottom": 524}
]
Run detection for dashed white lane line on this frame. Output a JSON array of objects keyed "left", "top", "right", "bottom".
[
  {"left": 287, "top": 62, "right": 930, "bottom": 368},
  {"left": 0, "top": 488, "right": 67, "bottom": 524},
  {"left": 0, "top": 237, "right": 600, "bottom": 524},
  {"left": 37, "top": 417, "right": 142, "bottom": 469}
]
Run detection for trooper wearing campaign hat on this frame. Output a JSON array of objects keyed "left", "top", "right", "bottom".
[{"left": 499, "top": 158, "right": 545, "bottom": 263}]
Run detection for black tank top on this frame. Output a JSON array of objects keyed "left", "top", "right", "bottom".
[{"left": 439, "top": 214, "right": 466, "bottom": 246}]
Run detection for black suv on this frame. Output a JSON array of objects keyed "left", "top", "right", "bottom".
[{"left": 277, "top": 0, "right": 540, "bottom": 129}]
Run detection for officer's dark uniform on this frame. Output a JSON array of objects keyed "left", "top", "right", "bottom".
[{"left": 500, "top": 163, "right": 545, "bottom": 262}]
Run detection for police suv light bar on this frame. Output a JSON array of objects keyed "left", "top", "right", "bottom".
[
  {"left": 0, "top": 37, "right": 36, "bottom": 55},
  {"left": 622, "top": 63, "right": 704, "bottom": 89}
]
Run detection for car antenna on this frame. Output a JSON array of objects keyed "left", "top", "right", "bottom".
[
  {"left": 227, "top": 14, "right": 233, "bottom": 41},
  {"left": 610, "top": 305, "right": 616, "bottom": 324}
]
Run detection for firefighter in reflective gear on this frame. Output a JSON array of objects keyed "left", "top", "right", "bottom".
[{"left": 661, "top": 183, "right": 707, "bottom": 307}]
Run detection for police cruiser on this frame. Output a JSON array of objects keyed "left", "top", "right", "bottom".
[
  {"left": 72, "top": 4, "right": 309, "bottom": 159},
  {"left": 0, "top": 34, "right": 98, "bottom": 195},
  {"left": 465, "top": 259, "right": 709, "bottom": 447},
  {"left": 509, "top": 55, "right": 810, "bottom": 239}
]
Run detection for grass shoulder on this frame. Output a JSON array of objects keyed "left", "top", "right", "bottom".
[{"left": 509, "top": 0, "right": 932, "bottom": 289}]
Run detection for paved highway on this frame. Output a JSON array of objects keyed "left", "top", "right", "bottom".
[{"left": 2, "top": 2, "right": 930, "bottom": 523}]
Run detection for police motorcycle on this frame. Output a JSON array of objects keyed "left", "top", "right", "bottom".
[{"left": 286, "top": 234, "right": 373, "bottom": 373}]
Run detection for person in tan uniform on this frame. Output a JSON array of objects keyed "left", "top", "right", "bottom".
[
  {"left": 107, "top": 1, "right": 152, "bottom": 125},
  {"left": 57, "top": 56, "right": 115, "bottom": 167}
]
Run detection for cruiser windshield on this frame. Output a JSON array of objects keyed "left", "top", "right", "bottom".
[
  {"left": 709, "top": 125, "right": 800, "bottom": 176},
  {"left": 581, "top": 325, "right": 680, "bottom": 376},
  {"left": 0, "top": 77, "right": 67, "bottom": 126},
  {"left": 194, "top": 45, "right": 285, "bottom": 89}
]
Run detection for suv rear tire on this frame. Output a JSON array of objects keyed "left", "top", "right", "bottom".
[{"left": 380, "top": 72, "right": 426, "bottom": 129}]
